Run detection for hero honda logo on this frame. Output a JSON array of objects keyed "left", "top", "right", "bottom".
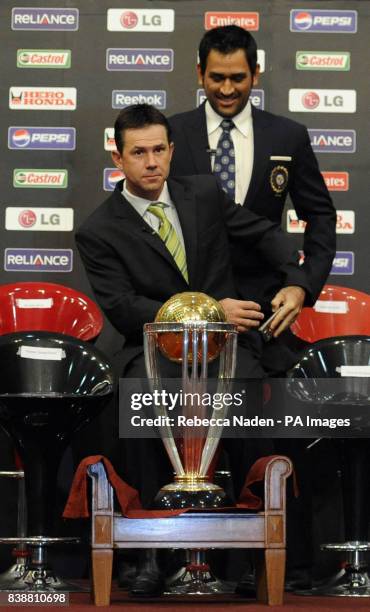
[
  {"left": 8, "top": 127, "right": 76, "bottom": 150},
  {"left": 5, "top": 249, "right": 73, "bottom": 272},
  {"left": 287, "top": 209, "right": 354, "bottom": 234},
  {"left": 205, "top": 12, "right": 259, "bottom": 31},
  {"left": 308, "top": 129, "right": 356, "bottom": 153},
  {"left": 107, "top": 9, "right": 174, "bottom": 31},
  {"left": 12, "top": 8, "right": 79, "bottom": 31},
  {"left": 112, "top": 90, "right": 166, "bottom": 109},
  {"left": 107, "top": 49, "right": 174, "bottom": 71},
  {"left": 289, "top": 89, "right": 356, "bottom": 113},
  {"left": 290, "top": 10, "right": 357, "bottom": 33},
  {"left": 9, "top": 87, "right": 76, "bottom": 110},
  {"left": 6, "top": 207, "right": 74, "bottom": 231}
]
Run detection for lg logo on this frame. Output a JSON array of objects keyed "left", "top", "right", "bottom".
[
  {"left": 302, "top": 91, "right": 320, "bottom": 109},
  {"left": 18, "top": 209, "right": 36, "bottom": 227},
  {"left": 120, "top": 11, "right": 138, "bottom": 28},
  {"left": 18, "top": 210, "right": 60, "bottom": 227},
  {"left": 120, "top": 11, "right": 163, "bottom": 27},
  {"left": 108, "top": 9, "right": 174, "bottom": 32}
]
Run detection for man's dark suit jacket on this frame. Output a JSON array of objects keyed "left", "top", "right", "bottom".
[
  {"left": 169, "top": 103, "right": 336, "bottom": 313},
  {"left": 76, "top": 175, "right": 310, "bottom": 373}
]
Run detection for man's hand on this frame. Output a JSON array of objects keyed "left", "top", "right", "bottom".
[
  {"left": 219, "top": 298, "right": 264, "bottom": 332},
  {"left": 269, "top": 286, "right": 306, "bottom": 337}
]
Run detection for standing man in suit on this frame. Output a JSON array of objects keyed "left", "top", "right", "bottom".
[
  {"left": 169, "top": 25, "right": 336, "bottom": 375},
  {"left": 168, "top": 26, "right": 336, "bottom": 590},
  {"left": 76, "top": 103, "right": 310, "bottom": 595}
]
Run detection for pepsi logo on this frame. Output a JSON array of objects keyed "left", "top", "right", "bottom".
[
  {"left": 302, "top": 91, "right": 320, "bottom": 109},
  {"left": 108, "top": 169, "right": 124, "bottom": 189},
  {"left": 18, "top": 209, "right": 37, "bottom": 227},
  {"left": 120, "top": 11, "right": 138, "bottom": 28},
  {"left": 12, "top": 129, "right": 31, "bottom": 147},
  {"left": 294, "top": 11, "right": 313, "bottom": 29}
]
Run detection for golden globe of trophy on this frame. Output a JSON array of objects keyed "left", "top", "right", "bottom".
[
  {"left": 143, "top": 292, "right": 237, "bottom": 510},
  {"left": 155, "top": 292, "right": 227, "bottom": 363}
]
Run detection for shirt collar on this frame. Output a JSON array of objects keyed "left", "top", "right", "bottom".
[
  {"left": 205, "top": 99, "right": 252, "bottom": 138},
  {"left": 122, "top": 180, "right": 172, "bottom": 214}
]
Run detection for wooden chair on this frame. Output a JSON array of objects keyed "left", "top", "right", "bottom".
[{"left": 88, "top": 456, "right": 292, "bottom": 606}]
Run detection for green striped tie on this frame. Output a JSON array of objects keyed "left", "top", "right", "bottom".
[{"left": 147, "top": 203, "right": 188, "bottom": 283}]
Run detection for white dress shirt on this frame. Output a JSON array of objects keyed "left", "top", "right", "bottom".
[
  {"left": 205, "top": 100, "right": 254, "bottom": 205},
  {"left": 122, "top": 180, "right": 186, "bottom": 249}
]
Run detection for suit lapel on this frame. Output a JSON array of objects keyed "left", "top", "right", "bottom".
[
  {"left": 244, "top": 107, "right": 273, "bottom": 208},
  {"left": 167, "top": 178, "right": 197, "bottom": 287},
  {"left": 110, "top": 183, "right": 182, "bottom": 273},
  {"left": 183, "top": 105, "right": 212, "bottom": 174}
]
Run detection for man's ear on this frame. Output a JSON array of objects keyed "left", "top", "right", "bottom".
[
  {"left": 252, "top": 64, "right": 260, "bottom": 87},
  {"left": 196, "top": 63, "right": 204, "bottom": 86},
  {"left": 169, "top": 141, "right": 174, "bottom": 161},
  {"left": 111, "top": 150, "right": 123, "bottom": 170}
]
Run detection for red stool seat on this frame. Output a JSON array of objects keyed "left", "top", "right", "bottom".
[
  {"left": 291, "top": 285, "right": 370, "bottom": 343},
  {"left": 0, "top": 282, "right": 103, "bottom": 341}
]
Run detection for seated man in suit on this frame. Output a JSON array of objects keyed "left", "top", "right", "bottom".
[{"left": 75, "top": 103, "right": 310, "bottom": 595}]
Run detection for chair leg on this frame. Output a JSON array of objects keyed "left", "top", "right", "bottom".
[
  {"left": 255, "top": 548, "right": 285, "bottom": 606},
  {"left": 91, "top": 549, "right": 113, "bottom": 606}
]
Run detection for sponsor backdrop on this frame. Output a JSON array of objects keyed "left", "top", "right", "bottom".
[
  {"left": 1, "top": 0, "right": 369, "bottom": 336},
  {"left": 0, "top": 0, "right": 369, "bottom": 573}
]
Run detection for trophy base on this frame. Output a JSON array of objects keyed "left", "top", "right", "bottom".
[
  {"left": 165, "top": 550, "right": 235, "bottom": 595},
  {"left": 153, "top": 481, "right": 231, "bottom": 510}
]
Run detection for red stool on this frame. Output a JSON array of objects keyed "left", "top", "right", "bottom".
[
  {"left": 0, "top": 283, "right": 104, "bottom": 590},
  {"left": 290, "top": 285, "right": 370, "bottom": 596}
]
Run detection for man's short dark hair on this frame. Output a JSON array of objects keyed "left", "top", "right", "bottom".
[
  {"left": 198, "top": 25, "right": 258, "bottom": 76},
  {"left": 114, "top": 104, "right": 172, "bottom": 153}
]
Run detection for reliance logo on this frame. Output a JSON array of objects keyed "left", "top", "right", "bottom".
[
  {"left": 8, "top": 127, "right": 76, "bottom": 150},
  {"left": 12, "top": 8, "right": 79, "bottom": 31},
  {"left": 309, "top": 129, "right": 356, "bottom": 153},
  {"left": 112, "top": 90, "right": 166, "bottom": 109},
  {"left": 107, "top": 9, "right": 174, "bottom": 32},
  {"left": 5, "top": 249, "right": 73, "bottom": 272},
  {"left": 290, "top": 10, "right": 357, "bottom": 33},
  {"left": 107, "top": 49, "right": 174, "bottom": 71}
]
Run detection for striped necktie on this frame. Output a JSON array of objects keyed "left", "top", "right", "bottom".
[{"left": 147, "top": 202, "right": 188, "bottom": 283}]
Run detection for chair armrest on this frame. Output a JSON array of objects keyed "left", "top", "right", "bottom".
[
  {"left": 88, "top": 461, "right": 114, "bottom": 515},
  {"left": 264, "top": 456, "right": 293, "bottom": 512}
]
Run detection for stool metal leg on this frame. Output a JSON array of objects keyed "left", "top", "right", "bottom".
[{"left": 0, "top": 470, "right": 30, "bottom": 589}]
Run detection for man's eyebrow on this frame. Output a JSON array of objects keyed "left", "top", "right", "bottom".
[
  {"left": 131, "top": 143, "right": 166, "bottom": 151},
  {"left": 209, "top": 71, "right": 247, "bottom": 77}
]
